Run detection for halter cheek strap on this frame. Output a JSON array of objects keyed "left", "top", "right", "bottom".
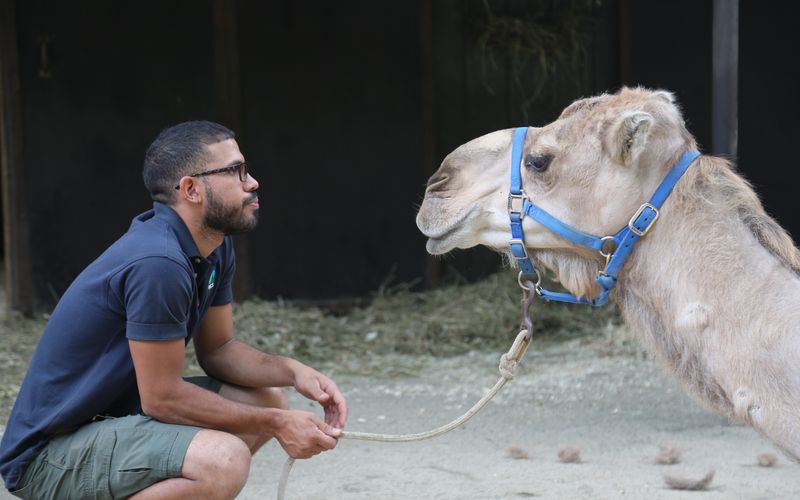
[{"left": 508, "top": 126, "right": 700, "bottom": 307}]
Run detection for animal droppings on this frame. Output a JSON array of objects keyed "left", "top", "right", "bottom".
[
  {"left": 663, "top": 470, "right": 715, "bottom": 491},
  {"left": 757, "top": 452, "right": 778, "bottom": 467},
  {"left": 558, "top": 446, "right": 582, "bottom": 463},
  {"left": 507, "top": 446, "right": 530, "bottom": 460},
  {"left": 654, "top": 444, "right": 682, "bottom": 465}
]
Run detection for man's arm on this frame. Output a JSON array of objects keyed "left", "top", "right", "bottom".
[
  {"left": 129, "top": 337, "right": 340, "bottom": 459},
  {"left": 194, "top": 304, "right": 347, "bottom": 429},
  {"left": 193, "top": 303, "right": 298, "bottom": 387}
]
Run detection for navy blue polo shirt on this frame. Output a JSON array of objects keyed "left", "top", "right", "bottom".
[{"left": 0, "top": 202, "right": 235, "bottom": 491}]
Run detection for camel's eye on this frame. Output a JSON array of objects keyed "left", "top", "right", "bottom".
[{"left": 524, "top": 153, "right": 552, "bottom": 173}]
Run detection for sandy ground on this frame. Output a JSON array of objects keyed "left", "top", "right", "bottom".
[
  {"left": 2, "top": 339, "right": 798, "bottom": 499},
  {"left": 242, "top": 341, "right": 797, "bottom": 500}
]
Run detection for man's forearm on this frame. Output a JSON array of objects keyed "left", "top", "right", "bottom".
[
  {"left": 142, "top": 377, "right": 283, "bottom": 435},
  {"left": 199, "top": 339, "right": 301, "bottom": 388}
]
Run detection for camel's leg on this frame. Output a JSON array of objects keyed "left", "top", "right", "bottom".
[{"left": 733, "top": 386, "right": 800, "bottom": 462}]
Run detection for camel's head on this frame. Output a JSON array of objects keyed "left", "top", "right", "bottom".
[{"left": 416, "top": 87, "right": 696, "bottom": 297}]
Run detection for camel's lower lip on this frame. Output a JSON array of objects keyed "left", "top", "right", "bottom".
[
  {"left": 418, "top": 205, "right": 473, "bottom": 238},
  {"left": 421, "top": 219, "right": 464, "bottom": 255},
  {"left": 422, "top": 219, "right": 460, "bottom": 240},
  {"left": 418, "top": 203, "right": 476, "bottom": 255},
  {"left": 425, "top": 237, "right": 454, "bottom": 255}
]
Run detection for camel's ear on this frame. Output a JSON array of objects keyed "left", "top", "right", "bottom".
[
  {"left": 612, "top": 111, "right": 653, "bottom": 166},
  {"left": 654, "top": 90, "right": 676, "bottom": 103}
]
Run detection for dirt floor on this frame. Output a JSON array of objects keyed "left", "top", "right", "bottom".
[
  {"left": 233, "top": 340, "right": 798, "bottom": 500},
  {"left": 2, "top": 306, "right": 798, "bottom": 499}
]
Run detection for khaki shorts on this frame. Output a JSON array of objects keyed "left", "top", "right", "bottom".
[{"left": 10, "top": 376, "right": 222, "bottom": 500}]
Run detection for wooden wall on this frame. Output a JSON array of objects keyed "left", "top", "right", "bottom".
[
  {"left": 6, "top": 0, "right": 619, "bottom": 307},
  {"left": 738, "top": 1, "right": 800, "bottom": 239},
  {"left": 5, "top": 0, "right": 796, "bottom": 309},
  {"left": 13, "top": 0, "right": 217, "bottom": 306},
  {"left": 622, "top": 0, "right": 800, "bottom": 240}
]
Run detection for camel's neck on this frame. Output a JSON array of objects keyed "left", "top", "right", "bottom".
[
  {"left": 613, "top": 157, "right": 800, "bottom": 356},
  {"left": 619, "top": 208, "right": 763, "bottom": 313}
]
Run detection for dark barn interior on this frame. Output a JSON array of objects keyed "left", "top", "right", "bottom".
[{"left": 1, "top": 0, "right": 798, "bottom": 313}]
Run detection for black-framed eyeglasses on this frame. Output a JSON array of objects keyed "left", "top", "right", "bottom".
[{"left": 174, "top": 162, "right": 249, "bottom": 190}]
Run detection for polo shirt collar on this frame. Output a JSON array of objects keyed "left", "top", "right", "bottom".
[{"left": 152, "top": 202, "right": 203, "bottom": 260}]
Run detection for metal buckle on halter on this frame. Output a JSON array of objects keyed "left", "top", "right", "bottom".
[
  {"left": 627, "top": 203, "right": 659, "bottom": 237},
  {"left": 509, "top": 239, "right": 528, "bottom": 260},
  {"left": 507, "top": 192, "right": 526, "bottom": 217}
]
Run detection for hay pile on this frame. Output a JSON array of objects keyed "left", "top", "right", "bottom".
[
  {"left": 221, "top": 272, "right": 622, "bottom": 376},
  {"left": 1, "top": 271, "right": 624, "bottom": 420},
  {"left": 0, "top": 315, "right": 50, "bottom": 422}
]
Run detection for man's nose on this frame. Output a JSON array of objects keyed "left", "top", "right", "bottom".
[{"left": 245, "top": 173, "right": 259, "bottom": 191}]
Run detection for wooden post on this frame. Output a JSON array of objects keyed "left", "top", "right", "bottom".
[
  {"left": 418, "top": 0, "right": 441, "bottom": 288},
  {"left": 212, "top": 0, "right": 252, "bottom": 299},
  {"left": 0, "top": 0, "right": 35, "bottom": 315},
  {"left": 712, "top": 0, "right": 738, "bottom": 158}
]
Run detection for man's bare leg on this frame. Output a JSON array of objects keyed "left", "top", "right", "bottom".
[
  {"left": 219, "top": 385, "right": 289, "bottom": 452},
  {"left": 130, "top": 386, "right": 285, "bottom": 498},
  {"left": 130, "top": 429, "right": 251, "bottom": 500}
]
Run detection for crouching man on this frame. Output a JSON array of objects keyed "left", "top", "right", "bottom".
[{"left": 0, "top": 121, "right": 347, "bottom": 499}]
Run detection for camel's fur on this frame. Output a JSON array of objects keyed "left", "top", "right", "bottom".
[{"left": 416, "top": 86, "right": 800, "bottom": 460}]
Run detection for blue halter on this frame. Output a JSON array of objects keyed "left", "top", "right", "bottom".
[{"left": 508, "top": 126, "right": 700, "bottom": 307}]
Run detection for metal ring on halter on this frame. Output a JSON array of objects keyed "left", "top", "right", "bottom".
[
  {"left": 599, "top": 235, "right": 617, "bottom": 268},
  {"left": 599, "top": 236, "right": 618, "bottom": 258},
  {"left": 517, "top": 269, "right": 542, "bottom": 292}
]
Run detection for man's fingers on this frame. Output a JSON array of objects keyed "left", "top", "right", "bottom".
[
  {"left": 316, "top": 431, "right": 338, "bottom": 449},
  {"left": 324, "top": 406, "right": 346, "bottom": 430},
  {"left": 279, "top": 411, "right": 342, "bottom": 459},
  {"left": 327, "top": 393, "right": 347, "bottom": 429},
  {"left": 323, "top": 407, "right": 338, "bottom": 427},
  {"left": 316, "top": 418, "right": 342, "bottom": 439},
  {"left": 318, "top": 385, "right": 348, "bottom": 429},
  {"left": 334, "top": 392, "right": 348, "bottom": 427}
]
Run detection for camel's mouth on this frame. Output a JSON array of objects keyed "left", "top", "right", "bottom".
[
  {"left": 416, "top": 204, "right": 475, "bottom": 255},
  {"left": 425, "top": 235, "right": 456, "bottom": 255},
  {"left": 420, "top": 220, "right": 468, "bottom": 255}
]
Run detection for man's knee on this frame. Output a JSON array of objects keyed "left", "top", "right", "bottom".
[
  {"left": 220, "top": 383, "right": 289, "bottom": 410},
  {"left": 264, "top": 387, "right": 289, "bottom": 410},
  {"left": 247, "top": 386, "right": 288, "bottom": 410},
  {"left": 183, "top": 430, "right": 251, "bottom": 495}
]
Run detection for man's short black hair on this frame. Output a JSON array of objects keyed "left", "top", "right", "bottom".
[{"left": 143, "top": 120, "right": 235, "bottom": 204}]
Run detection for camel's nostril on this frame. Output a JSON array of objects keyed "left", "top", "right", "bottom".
[{"left": 426, "top": 173, "right": 449, "bottom": 191}]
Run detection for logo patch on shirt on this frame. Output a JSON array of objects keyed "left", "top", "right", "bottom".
[{"left": 208, "top": 269, "right": 216, "bottom": 290}]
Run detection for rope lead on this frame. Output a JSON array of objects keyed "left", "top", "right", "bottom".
[{"left": 276, "top": 329, "right": 532, "bottom": 499}]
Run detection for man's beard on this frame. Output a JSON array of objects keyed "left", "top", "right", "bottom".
[{"left": 204, "top": 188, "right": 259, "bottom": 235}]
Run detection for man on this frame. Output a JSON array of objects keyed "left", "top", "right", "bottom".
[{"left": 0, "top": 121, "right": 347, "bottom": 499}]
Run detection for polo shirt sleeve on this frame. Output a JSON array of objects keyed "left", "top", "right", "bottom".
[
  {"left": 119, "top": 256, "right": 193, "bottom": 341},
  {"left": 211, "top": 237, "right": 236, "bottom": 306}
]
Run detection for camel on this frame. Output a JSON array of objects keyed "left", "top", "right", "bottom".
[{"left": 416, "top": 86, "right": 800, "bottom": 460}]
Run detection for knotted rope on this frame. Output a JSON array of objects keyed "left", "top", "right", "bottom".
[{"left": 276, "top": 328, "right": 532, "bottom": 500}]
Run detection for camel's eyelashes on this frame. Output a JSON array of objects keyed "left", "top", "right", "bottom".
[{"left": 524, "top": 153, "right": 553, "bottom": 173}]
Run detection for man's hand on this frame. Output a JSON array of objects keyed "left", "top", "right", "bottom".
[
  {"left": 292, "top": 365, "right": 348, "bottom": 430},
  {"left": 273, "top": 410, "right": 341, "bottom": 459}
]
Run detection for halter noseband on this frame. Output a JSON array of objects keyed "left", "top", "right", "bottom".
[{"left": 508, "top": 126, "right": 700, "bottom": 306}]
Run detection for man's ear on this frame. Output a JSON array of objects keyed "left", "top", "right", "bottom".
[
  {"left": 177, "top": 177, "right": 202, "bottom": 204},
  {"left": 612, "top": 111, "right": 653, "bottom": 166}
]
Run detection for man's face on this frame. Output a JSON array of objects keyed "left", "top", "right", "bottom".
[{"left": 201, "top": 139, "right": 260, "bottom": 235}]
